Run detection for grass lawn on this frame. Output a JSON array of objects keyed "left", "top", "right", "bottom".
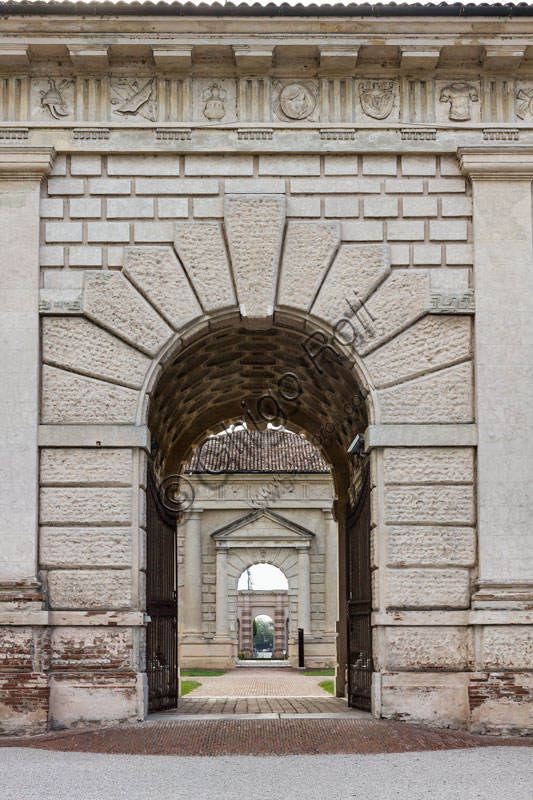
[
  {"left": 180, "top": 669, "right": 226, "bottom": 677},
  {"left": 301, "top": 668, "right": 335, "bottom": 677},
  {"left": 319, "top": 680, "right": 334, "bottom": 694},
  {"left": 180, "top": 679, "right": 201, "bottom": 696}
]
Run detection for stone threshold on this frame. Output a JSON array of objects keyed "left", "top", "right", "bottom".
[{"left": 149, "top": 711, "right": 371, "bottom": 721}]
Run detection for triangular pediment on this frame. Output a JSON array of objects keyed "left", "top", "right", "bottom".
[{"left": 211, "top": 508, "right": 315, "bottom": 544}]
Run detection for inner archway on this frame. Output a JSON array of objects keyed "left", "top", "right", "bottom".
[{"left": 237, "top": 564, "right": 289, "bottom": 660}]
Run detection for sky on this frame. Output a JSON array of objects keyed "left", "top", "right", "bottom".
[{"left": 238, "top": 563, "right": 289, "bottom": 591}]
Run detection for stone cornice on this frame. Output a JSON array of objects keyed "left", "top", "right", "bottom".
[
  {"left": 458, "top": 146, "right": 533, "bottom": 180},
  {"left": 0, "top": 145, "right": 55, "bottom": 179}
]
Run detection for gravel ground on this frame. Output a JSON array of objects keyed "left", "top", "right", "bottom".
[{"left": 0, "top": 746, "right": 531, "bottom": 800}]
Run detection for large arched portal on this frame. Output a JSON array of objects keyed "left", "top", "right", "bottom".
[{"left": 145, "top": 314, "right": 373, "bottom": 708}]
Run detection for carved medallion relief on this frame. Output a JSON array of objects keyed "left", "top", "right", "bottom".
[{"left": 274, "top": 81, "right": 318, "bottom": 122}]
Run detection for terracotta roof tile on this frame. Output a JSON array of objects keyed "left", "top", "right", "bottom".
[{"left": 185, "top": 429, "right": 330, "bottom": 473}]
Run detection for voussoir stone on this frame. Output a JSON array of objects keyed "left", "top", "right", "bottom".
[
  {"left": 386, "top": 568, "right": 471, "bottom": 609},
  {"left": 83, "top": 271, "right": 173, "bottom": 356},
  {"left": 40, "top": 487, "right": 132, "bottom": 525},
  {"left": 42, "top": 317, "right": 150, "bottom": 389},
  {"left": 385, "top": 626, "right": 470, "bottom": 670},
  {"left": 41, "top": 365, "right": 138, "bottom": 425},
  {"left": 387, "top": 525, "right": 477, "bottom": 567},
  {"left": 378, "top": 361, "right": 473, "bottom": 423},
  {"left": 278, "top": 220, "right": 340, "bottom": 311},
  {"left": 364, "top": 316, "right": 472, "bottom": 388},
  {"left": 47, "top": 569, "right": 132, "bottom": 610},
  {"left": 224, "top": 194, "right": 285, "bottom": 322},
  {"left": 173, "top": 222, "right": 236, "bottom": 313},
  {"left": 40, "top": 448, "right": 133, "bottom": 487},
  {"left": 124, "top": 246, "right": 202, "bottom": 331},
  {"left": 311, "top": 244, "right": 390, "bottom": 327},
  {"left": 40, "top": 526, "right": 132, "bottom": 568}
]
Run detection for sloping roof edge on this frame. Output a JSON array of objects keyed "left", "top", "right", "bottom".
[{"left": 1, "top": 1, "right": 533, "bottom": 17}]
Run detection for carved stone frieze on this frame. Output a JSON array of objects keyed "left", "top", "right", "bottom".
[
  {"left": 237, "top": 128, "right": 273, "bottom": 141},
  {"left": 31, "top": 78, "right": 74, "bottom": 121},
  {"left": 0, "top": 128, "right": 28, "bottom": 140},
  {"left": 319, "top": 128, "right": 356, "bottom": 140},
  {"left": 359, "top": 80, "right": 396, "bottom": 120},
  {"left": 274, "top": 81, "right": 318, "bottom": 122},
  {"left": 439, "top": 81, "right": 479, "bottom": 122},
  {"left": 482, "top": 128, "right": 519, "bottom": 141},
  {"left": 429, "top": 290, "right": 475, "bottom": 315},
  {"left": 156, "top": 128, "right": 192, "bottom": 140},
  {"left": 110, "top": 78, "right": 156, "bottom": 122},
  {"left": 72, "top": 128, "right": 110, "bottom": 140},
  {"left": 401, "top": 128, "right": 436, "bottom": 141}
]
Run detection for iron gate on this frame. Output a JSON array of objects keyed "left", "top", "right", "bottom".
[
  {"left": 346, "top": 461, "right": 373, "bottom": 711},
  {"left": 146, "top": 465, "right": 178, "bottom": 713}
]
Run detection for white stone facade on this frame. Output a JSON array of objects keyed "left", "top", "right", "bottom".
[{"left": 0, "top": 7, "right": 532, "bottom": 738}]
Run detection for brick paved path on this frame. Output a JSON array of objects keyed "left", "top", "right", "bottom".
[
  {"left": 187, "top": 667, "right": 329, "bottom": 697},
  {"left": 159, "top": 695, "right": 361, "bottom": 716},
  {"left": 1, "top": 719, "right": 531, "bottom": 757}
]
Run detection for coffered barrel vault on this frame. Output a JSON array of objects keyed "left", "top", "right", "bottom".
[{"left": 0, "top": 1, "right": 532, "bottom": 739}]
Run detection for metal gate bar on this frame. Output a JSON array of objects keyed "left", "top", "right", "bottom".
[
  {"left": 146, "top": 465, "right": 178, "bottom": 713},
  {"left": 346, "top": 461, "right": 373, "bottom": 712}
]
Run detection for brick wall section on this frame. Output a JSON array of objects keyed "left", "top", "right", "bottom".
[{"left": 40, "top": 153, "right": 472, "bottom": 281}]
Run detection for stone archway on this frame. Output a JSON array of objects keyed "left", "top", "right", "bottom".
[{"left": 38, "top": 192, "right": 475, "bottom": 731}]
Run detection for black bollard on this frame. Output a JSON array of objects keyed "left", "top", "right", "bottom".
[{"left": 298, "top": 627, "right": 305, "bottom": 668}]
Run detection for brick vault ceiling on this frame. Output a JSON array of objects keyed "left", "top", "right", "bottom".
[{"left": 148, "top": 318, "right": 368, "bottom": 493}]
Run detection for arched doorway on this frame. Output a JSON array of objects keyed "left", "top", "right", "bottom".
[
  {"left": 253, "top": 614, "right": 274, "bottom": 658},
  {"left": 237, "top": 564, "right": 289, "bottom": 660},
  {"left": 145, "top": 314, "right": 373, "bottom": 711}
]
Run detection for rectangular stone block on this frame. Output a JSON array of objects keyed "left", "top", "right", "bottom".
[
  {"left": 225, "top": 178, "right": 286, "bottom": 193},
  {"left": 481, "top": 626, "right": 533, "bottom": 670},
  {"left": 50, "top": 154, "right": 67, "bottom": 176},
  {"left": 384, "top": 447, "right": 474, "bottom": 484},
  {"left": 40, "top": 448, "right": 133, "bottom": 486},
  {"left": 258, "top": 155, "right": 320, "bottom": 175},
  {"left": 324, "top": 196, "right": 359, "bottom": 218},
  {"left": 40, "top": 526, "right": 132, "bottom": 568},
  {"left": 440, "top": 156, "right": 462, "bottom": 176},
  {"left": 89, "top": 178, "right": 132, "bottom": 195},
  {"left": 107, "top": 197, "right": 155, "bottom": 219},
  {"left": 40, "top": 246, "right": 64, "bottom": 267},
  {"left": 69, "top": 197, "right": 102, "bottom": 218},
  {"left": 87, "top": 222, "right": 130, "bottom": 243},
  {"left": 50, "top": 627, "right": 133, "bottom": 669},
  {"left": 413, "top": 244, "right": 442, "bottom": 265},
  {"left": 286, "top": 196, "right": 321, "bottom": 217},
  {"left": 428, "top": 178, "right": 466, "bottom": 193},
  {"left": 387, "top": 220, "right": 425, "bottom": 241},
  {"left": 430, "top": 220, "right": 468, "bottom": 241},
  {"left": 47, "top": 178, "right": 85, "bottom": 196},
  {"left": 387, "top": 567, "right": 471, "bottom": 608},
  {"left": 70, "top": 155, "right": 102, "bottom": 176},
  {"left": 131, "top": 220, "right": 174, "bottom": 242},
  {"left": 107, "top": 247, "right": 124, "bottom": 267},
  {"left": 324, "top": 155, "right": 358, "bottom": 175},
  {"left": 40, "top": 487, "right": 132, "bottom": 525},
  {"left": 446, "top": 244, "right": 474, "bottom": 265},
  {"left": 381, "top": 672, "right": 470, "bottom": 728},
  {"left": 441, "top": 196, "right": 473, "bottom": 217},
  {"left": 364, "top": 197, "right": 398, "bottom": 217},
  {"left": 45, "top": 222, "right": 83, "bottom": 243},
  {"left": 68, "top": 246, "right": 103, "bottom": 267},
  {"left": 185, "top": 155, "right": 253, "bottom": 176},
  {"left": 403, "top": 196, "right": 438, "bottom": 217},
  {"left": 385, "top": 484, "right": 475, "bottom": 525},
  {"left": 385, "top": 179, "right": 424, "bottom": 193},
  {"left": 135, "top": 178, "right": 219, "bottom": 195},
  {"left": 40, "top": 198, "right": 63, "bottom": 218},
  {"left": 387, "top": 525, "right": 476, "bottom": 567},
  {"left": 385, "top": 626, "right": 470, "bottom": 669},
  {"left": 402, "top": 155, "right": 437, "bottom": 176},
  {"left": 47, "top": 569, "right": 133, "bottom": 609},
  {"left": 341, "top": 221, "right": 383, "bottom": 241},
  {"left": 158, "top": 197, "right": 189, "bottom": 218},
  {"left": 390, "top": 244, "right": 410, "bottom": 265},
  {"left": 378, "top": 362, "right": 473, "bottom": 423},
  {"left": 362, "top": 155, "right": 397, "bottom": 175},
  {"left": 108, "top": 155, "right": 180, "bottom": 176},
  {"left": 193, "top": 197, "right": 224, "bottom": 218},
  {"left": 290, "top": 178, "right": 380, "bottom": 194}
]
